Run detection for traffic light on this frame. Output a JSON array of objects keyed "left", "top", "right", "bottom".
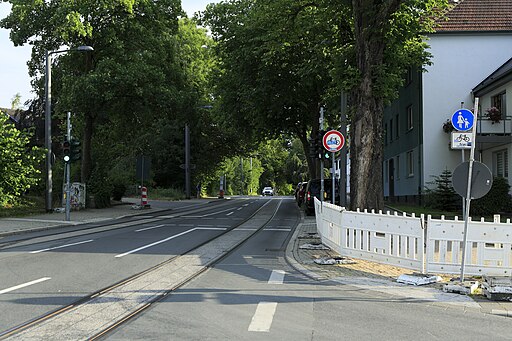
[
  {"left": 70, "top": 138, "right": 81, "bottom": 162},
  {"left": 62, "top": 140, "right": 71, "bottom": 163},
  {"left": 308, "top": 138, "right": 316, "bottom": 159},
  {"left": 317, "top": 130, "right": 325, "bottom": 159}
]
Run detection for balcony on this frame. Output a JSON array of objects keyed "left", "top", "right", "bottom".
[{"left": 477, "top": 115, "right": 512, "bottom": 146}]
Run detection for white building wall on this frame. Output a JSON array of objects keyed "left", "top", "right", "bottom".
[{"left": 422, "top": 34, "right": 512, "bottom": 188}]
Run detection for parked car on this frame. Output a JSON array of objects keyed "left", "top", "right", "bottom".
[
  {"left": 295, "top": 182, "right": 308, "bottom": 206},
  {"left": 303, "top": 179, "right": 339, "bottom": 215},
  {"left": 262, "top": 187, "right": 274, "bottom": 196}
]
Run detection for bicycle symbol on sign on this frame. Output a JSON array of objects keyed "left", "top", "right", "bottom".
[
  {"left": 327, "top": 136, "right": 340, "bottom": 146},
  {"left": 455, "top": 134, "right": 470, "bottom": 143}
]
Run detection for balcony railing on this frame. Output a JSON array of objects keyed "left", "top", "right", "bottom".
[{"left": 477, "top": 115, "right": 512, "bottom": 135}]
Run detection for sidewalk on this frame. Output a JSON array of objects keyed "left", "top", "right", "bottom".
[
  {"left": 286, "top": 215, "right": 512, "bottom": 318},
  {"left": 1, "top": 199, "right": 511, "bottom": 317},
  {"left": 0, "top": 198, "right": 206, "bottom": 236}
]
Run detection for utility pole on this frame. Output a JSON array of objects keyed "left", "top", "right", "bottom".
[
  {"left": 340, "top": 92, "right": 348, "bottom": 207},
  {"left": 185, "top": 124, "right": 191, "bottom": 199}
]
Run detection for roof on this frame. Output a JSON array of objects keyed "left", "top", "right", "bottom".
[
  {"left": 473, "top": 57, "right": 512, "bottom": 96},
  {"left": 436, "top": 0, "right": 512, "bottom": 33},
  {"left": 0, "top": 107, "right": 20, "bottom": 124}
]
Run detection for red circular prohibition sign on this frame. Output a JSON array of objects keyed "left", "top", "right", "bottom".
[{"left": 322, "top": 130, "right": 345, "bottom": 152}]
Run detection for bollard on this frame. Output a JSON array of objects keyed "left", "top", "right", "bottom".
[{"left": 141, "top": 186, "right": 148, "bottom": 207}]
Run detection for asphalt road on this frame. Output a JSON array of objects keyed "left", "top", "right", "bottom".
[
  {"left": 0, "top": 198, "right": 268, "bottom": 333},
  {"left": 2, "top": 197, "right": 512, "bottom": 340},
  {"left": 108, "top": 198, "right": 512, "bottom": 341}
]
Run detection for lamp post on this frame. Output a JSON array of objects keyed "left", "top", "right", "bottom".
[{"left": 45, "top": 45, "right": 93, "bottom": 212}]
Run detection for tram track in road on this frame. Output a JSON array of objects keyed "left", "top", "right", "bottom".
[
  {"left": 0, "top": 198, "right": 284, "bottom": 340},
  {"left": 0, "top": 198, "right": 255, "bottom": 251}
]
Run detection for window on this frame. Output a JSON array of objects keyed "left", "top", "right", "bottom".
[
  {"left": 396, "top": 155, "right": 400, "bottom": 180},
  {"left": 395, "top": 114, "right": 399, "bottom": 139},
  {"left": 384, "top": 123, "right": 388, "bottom": 145},
  {"left": 407, "top": 105, "right": 413, "bottom": 130},
  {"left": 384, "top": 160, "right": 388, "bottom": 183},
  {"left": 494, "top": 149, "right": 509, "bottom": 178},
  {"left": 406, "top": 150, "right": 414, "bottom": 177},
  {"left": 406, "top": 67, "right": 413, "bottom": 85},
  {"left": 491, "top": 92, "right": 506, "bottom": 120},
  {"left": 389, "top": 119, "right": 393, "bottom": 142}
]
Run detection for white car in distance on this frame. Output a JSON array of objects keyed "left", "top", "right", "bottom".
[{"left": 262, "top": 187, "right": 274, "bottom": 196}]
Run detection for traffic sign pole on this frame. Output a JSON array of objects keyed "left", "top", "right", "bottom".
[{"left": 460, "top": 97, "right": 479, "bottom": 283}]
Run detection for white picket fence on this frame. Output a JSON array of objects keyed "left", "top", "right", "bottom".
[
  {"left": 314, "top": 198, "right": 512, "bottom": 276},
  {"left": 427, "top": 215, "right": 512, "bottom": 276}
]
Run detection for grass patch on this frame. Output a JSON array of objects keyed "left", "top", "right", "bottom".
[
  {"left": 0, "top": 196, "right": 46, "bottom": 218},
  {"left": 149, "top": 187, "right": 186, "bottom": 201}
]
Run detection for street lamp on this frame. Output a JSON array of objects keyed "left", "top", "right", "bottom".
[{"left": 45, "top": 45, "right": 93, "bottom": 212}]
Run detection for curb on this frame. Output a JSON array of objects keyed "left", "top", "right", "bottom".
[{"left": 284, "top": 213, "right": 326, "bottom": 281}]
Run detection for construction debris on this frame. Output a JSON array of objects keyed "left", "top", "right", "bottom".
[
  {"left": 298, "top": 232, "right": 320, "bottom": 239},
  {"left": 314, "top": 256, "right": 356, "bottom": 265},
  {"left": 299, "top": 243, "right": 330, "bottom": 250},
  {"left": 482, "top": 276, "right": 512, "bottom": 301},
  {"left": 443, "top": 281, "right": 479, "bottom": 295},
  {"left": 397, "top": 274, "right": 442, "bottom": 286}
]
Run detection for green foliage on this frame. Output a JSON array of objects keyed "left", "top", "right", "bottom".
[
  {"left": 151, "top": 187, "right": 186, "bottom": 200},
  {"left": 0, "top": 115, "right": 44, "bottom": 207},
  {"left": 471, "top": 177, "right": 512, "bottom": 216},
  {"left": 0, "top": 196, "right": 45, "bottom": 217},
  {"left": 87, "top": 166, "right": 112, "bottom": 209},
  {"left": 424, "top": 169, "right": 460, "bottom": 212}
]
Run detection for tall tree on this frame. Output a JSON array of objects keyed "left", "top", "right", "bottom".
[
  {"left": 1, "top": 0, "right": 183, "bottom": 186},
  {"left": 0, "top": 114, "right": 44, "bottom": 206},
  {"left": 200, "top": 0, "right": 351, "bottom": 180},
  {"left": 346, "top": 0, "right": 448, "bottom": 209}
]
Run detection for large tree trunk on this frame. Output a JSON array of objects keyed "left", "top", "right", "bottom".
[{"left": 349, "top": 0, "right": 401, "bottom": 211}]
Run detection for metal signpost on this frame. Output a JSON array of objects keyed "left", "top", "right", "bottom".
[
  {"left": 319, "top": 107, "right": 325, "bottom": 205},
  {"left": 450, "top": 100, "right": 482, "bottom": 282},
  {"left": 322, "top": 130, "right": 345, "bottom": 204}
]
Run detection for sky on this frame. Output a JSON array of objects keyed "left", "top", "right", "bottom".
[{"left": 0, "top": 0, "right": 220, "bottom": 109}]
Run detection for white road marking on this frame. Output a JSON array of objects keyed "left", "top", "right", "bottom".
[
  {"left": 248, "top": 302, "right": 278, "bottom": 332},
  {"left": 184, "top": 207, "right": 238, "bottom": 218},
  {"left": 237, "top": 207, "right": 243, "bottom": 210},
  {"left": 159, "top": 215, "right": 175, "bottom": 218},
  {"left": 0, "top": 277, "right": 51, "bottom": 294},
  {"left": 226, "top": 212, "right": 234, "bottom": 216},
  {"left": 115, "top": 227, "right": 226, "bottom": 258},
  {"left": 268, "top": 270, "right": 285, "bottom": 284},
  {"left": 243, "top": 204, "right": 249, "bottom": 207},
  {"left": 195, "top": 227, "right": 227, "bottom": 231},
  {"left": 234, "top": 228, "right": 257, "bottom": 231},
  {"left": 135, "top": 224, "right": 166, "bottom": 232},
  {"left": 265, "top": 228, "right": 292, "bottom": 232},
  {"left": 30, "top": 240, "right": 94, "bottom": 254}
]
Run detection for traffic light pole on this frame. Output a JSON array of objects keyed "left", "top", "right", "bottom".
[{"left": 65, "top": 111, "right": 71, "bottom": 221}]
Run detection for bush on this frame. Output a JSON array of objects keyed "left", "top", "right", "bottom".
[
  {"left": 88, "top": 168, "right": 112, "bottom": 209},
  {"left": 151, "top": 187, "right": 186, "bottom": 200},
  {"left": 424, "top": 169, "right": 461, "bottom": 212},
  {"left": 471, "top": 177, "right": 512, "bottom": 216},
  {"left": 111, "top": 181, "right": 127, "bottom": 201}
]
